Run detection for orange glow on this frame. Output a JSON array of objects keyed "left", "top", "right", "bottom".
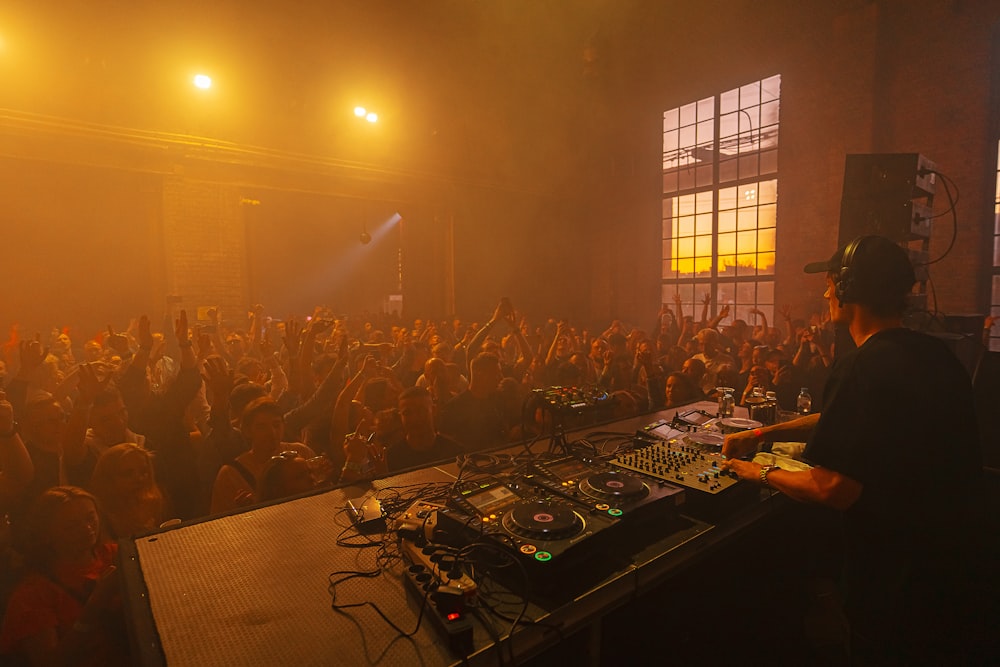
[
  {"left": 365, "top": 112, "right": 378, "bottom": 123},
  {"left": 193, "top": 74, "right": 212, "bottom": 90},
  {"left": 354, "top": 106, "right": 367, "bottom": 117}
]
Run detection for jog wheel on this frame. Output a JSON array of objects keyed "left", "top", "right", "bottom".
[
  {"left": 579, "top": 471, "right": 648, "bottom": 501},
  {"left": 502, "top": 501, "right": 584, "bottom": 540}
]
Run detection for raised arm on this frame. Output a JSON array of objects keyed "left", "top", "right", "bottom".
[{"left": 0, "top": 391, "right": 33, "bottom": 501}]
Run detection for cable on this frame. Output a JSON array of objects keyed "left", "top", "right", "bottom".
[{"left": 919, "top": 170, "right": 959, "bottom": 266}]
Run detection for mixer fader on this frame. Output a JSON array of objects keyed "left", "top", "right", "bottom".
[{"left": 612, "top": 430, "right": 740, "bottom": 495}]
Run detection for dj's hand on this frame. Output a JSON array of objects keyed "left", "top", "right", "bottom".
[
  {"left": 723, "top": 429, "right": 760, "bottom": 459},
  {"left": 721, "top": 458, "right": 762, "bottom": 483}
]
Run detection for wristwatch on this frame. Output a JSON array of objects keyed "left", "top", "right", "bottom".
[{"left": 759, "top": 464, "right": 776, "bottom": 488}]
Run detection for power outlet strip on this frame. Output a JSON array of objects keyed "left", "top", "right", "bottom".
[{"left": 400, "top": 540, "right": 474, "bottom": 655}]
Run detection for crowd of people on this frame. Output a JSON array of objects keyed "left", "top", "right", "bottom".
[{"left": 0, "top": 292, "right": 912, "bottom": 664}]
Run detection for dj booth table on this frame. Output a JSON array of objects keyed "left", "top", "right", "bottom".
[{"left": 120, "top": 402, "right": 788, "bottom": 666}]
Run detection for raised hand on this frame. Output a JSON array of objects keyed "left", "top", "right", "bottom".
[
  {"left": 77, "top": 362, "right": 109, "bottom": 403},
  {"left": 718, "top": 304, "right": 731, "bottom": 319},
  {"left": 106, "top": 325, "right": 130, "bottom": 356},
  {"left": 201, "top": 356, "right": 234, "bottom": 402},
  {"left": 283, "top": 317, "right": 302, "bottom": 357},
  {"left": 137, "top": 315, "right": 154, "bottom": 351},
  {"left": 701, "top": 293, "right": 712, "bottom": 306},
  {"left": 175, "top": 310, "right": 190, "bottom": 344},
  {"left": 18, "top": 335, "right": 48, "bottom": 375},
  {"left": 778, "top": 304, "right": 792, "bottom": 321}
]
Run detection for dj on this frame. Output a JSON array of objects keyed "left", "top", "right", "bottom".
[{"left": 722, "top": 235, "right": 985, "bottom": 662}]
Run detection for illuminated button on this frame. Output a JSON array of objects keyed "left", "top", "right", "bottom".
[
  {"left": 608, "top": 508, "right": 623, "bottom": 517},
  {"left": 481, "top": 516, "right": 490, "bottom": 523},
  {"left": 595, "top": 503, "right": 610, "bottom": 511},
  {"left": 520, "top": 544, "right": 537, "bottom": 555},
  {"left": 562, "top": 482, "right": 570, "bottom": 487},
  {"left": 534, "top": 551, "right": 552, "bottom": 562},
  {"left": 489, "top": 514, "right": 497, "bottom": 520}
]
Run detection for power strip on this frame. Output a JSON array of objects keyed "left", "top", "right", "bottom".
[{"left": 400, "top": 539, "right": 475, "bottom": 655}]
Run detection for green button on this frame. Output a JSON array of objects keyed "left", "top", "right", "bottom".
[
  {"left": 608, "top": 508, "right": 623, "bottom": 517},
  {"left": 534, "top": 551, "right": 552, "bottom": 562}
]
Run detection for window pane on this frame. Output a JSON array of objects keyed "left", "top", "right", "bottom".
[
  {"left": 718, "top": 255, "right": 736, "bottom": 275},
  {"left": 739, "top": 154, "right": 759, "bottom": 179},
  {"left": 758, "top": 227, "right": 776, "bottom": 252},
  {"left": 679, "top": 168, "right": 695, "bottom": 190},
  {"left": 720, "top": 158, "right": 738, "bottom": 182},
  {"left": 720, "top": 112, "right": 739, "bottom": 139},
  {"left": 664, "top": 108, "right": 679, "bottom": 131},
  {"left": 737, "top": 255, "right": 756, "bottom": 276},
  {"left": 679, "top": 125, "right": 696, "bottom": 148},
  {"left": 759, "top": 203, "right": 776, "bottom": 228},
  {"left": 719, "top": 210, "right": 737, "bottom": 233},
  {"left": 737, "top": 208, "right": 758, "bottom": 230},
  {"left": 740, "top": 81, "right": 761, "bottom": 107},
  {"left": 663, "top": 170, "right": 678, "bottom": 193},
  {"left": 677, "top": 216, "right": 694, "bottom": 237},
  {"left": 761, "top": 75, "right": 781, "bottom": 103},
  {"left": 758, "top": 252, "right": 776, "bottom": 275},
  {"left": 757, "top": 281, "right": 774, "bottom": 306},
  {"left": 718, "top": 232, "right": 736, "bottom": 255},
  {"left": 697, "top": 96, "right": 715, "bottom": 119},
  {"left": 760, "top": 149, "right": 778, "bottom": 174},
  {"left": 737, "top": 230, "right": 757, "bottom": 253},
  {"left": 737, "top": 281, "right": 756, "bottom": 304},
  {"left": 663, "top": 129, "right": 678, "bottom": 152},
  {"left": 680, "top": 102, "right": 697, "bottom": 126},
  {"left": 761, "top": 100, "right": 779, "bottom": 126},
  {"left": 720, "top": 88, "right": 739, "bottom": 114},
  {"left": 758, "top": 179, "right": 777, "bottom": 205},
  {"left": 696, "top": 213, "right": 713, "bottom": 235},
  {"left": 697, "top": 119, "right": 714, "bottom": 144},
  {"left": 696, "top": 190, "right": 714, "bottom": 213},
  {"left": 696, "top": 165, "right": 714, "bottom": 187},
  {"left": 678, "top": 237, "right": 695, "bottom": 258},
  {"left": 676, "top": 195, "right": 696, "bottom": 216},
  {"left": 719, "top": 187, "right": 738, "bottom": 211},
  {"left": 695, "top": 235, "right": 713, "bottom": 257}
]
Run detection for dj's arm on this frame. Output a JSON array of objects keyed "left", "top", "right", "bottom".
[
  {"left": 723, "top": 460, "right": 862, "bottom": 510},
  {"left": 722, "top": 412, "right": 820, "bottom": 459}
]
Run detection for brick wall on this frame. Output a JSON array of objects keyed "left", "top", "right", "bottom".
[{"left": 160, "top": 176, "right": 248, "bottom": 326}]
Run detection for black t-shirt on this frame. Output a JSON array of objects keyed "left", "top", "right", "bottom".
[
  {"left": 386, "top": 434, "right": 462, "bottom": 473},
  {"left": 803, "top": 327, "right": 984, "bottom": 649}
]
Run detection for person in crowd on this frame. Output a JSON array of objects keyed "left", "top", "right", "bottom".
[
  {"left": 340, "top": 386, "right": 461, "bottom": 482},
  {"left": 598, "top": 332, "right": 632, "bottom": 391},
  {"left": 255, "top": 451, "right": 315, "bottom": 503},
  {"left": 0, "top": 486, "right": 126, "bottom": 666},
  {"left": 439, "top": 352, "right": 508, "bottom": 452},
  {"left": 722, "top": 235, "right": 986, "bottom": 662},
  {"left": 679, "top": 357, "right": 707, "bottom": 399},
  {"left": 690, "top": 328, "right": 736, "bottom": 395},
  {"left": 0, "top": 391, "right": 33, "bottom": 515},
  {"left": 10, "top": 395, "right": 61, "bottom": 521},
  {"left": 88, "top": 443, "right": 165, "bottom": 538},
  {"left": 663, "top": 371, "right": 698, "bottom": 408},
  {"left": 210, "top": 397, "right": 314, "bottom": 514},
  {"left": 115, "top": 313, "right": 202, "bottom": 520}
]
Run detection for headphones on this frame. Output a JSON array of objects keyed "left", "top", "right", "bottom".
[{"left": 834, "top": 235, "right": 872, "bottom": 305}]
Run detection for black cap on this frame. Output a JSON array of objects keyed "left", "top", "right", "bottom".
[{"left": 803, "top": 235, "right": 916, "bottom": 299}]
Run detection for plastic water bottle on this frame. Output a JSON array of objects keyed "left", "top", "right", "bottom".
[{"left": 796, "top": 387, "right": 812, "bottom": 415}]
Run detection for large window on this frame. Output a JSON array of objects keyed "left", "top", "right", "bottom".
[
  {"left": 991, "top": 138, "right": 1000, "bottom": 351},
  {"left": 662, "top": 75, "right": 781, "bottom": 327}
]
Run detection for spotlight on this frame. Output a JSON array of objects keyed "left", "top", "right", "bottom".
[
  {"left": 354, "top": 106, "right": 367, "bottom": 117},
  {"left": 366, "top": 112, "right": 378, "bottom": 123},
  {"left": 193, "top": 74, "right": 212, "bottom": 90},
  {"left": 360, "top": 231, "right": 372, "bottom": 245}
]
